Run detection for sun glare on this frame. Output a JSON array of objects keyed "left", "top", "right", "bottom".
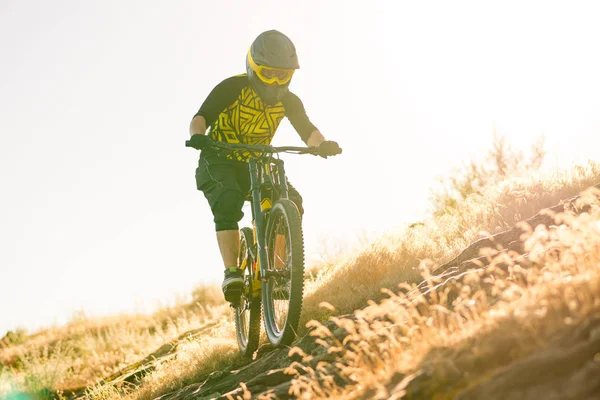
[{"left": 1, "top": 0, "right": 599, "bottom": 338}]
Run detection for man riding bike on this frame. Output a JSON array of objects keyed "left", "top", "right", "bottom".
[{"left": 187, "top": 30, "right": 341, "bottom": 303}]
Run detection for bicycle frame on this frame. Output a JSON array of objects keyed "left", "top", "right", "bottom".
[
  {"left": 193, "top": 140, "right": 320, "bottom": 298},
  {"left": 186, "top": 138, "right": 342, "bottom": 349},
  {"left": 248, "top": 156, "right": 289, "bottom": 286}
]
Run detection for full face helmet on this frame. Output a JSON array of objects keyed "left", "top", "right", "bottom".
[{"left": 246, "top": 30, "right": 299, "bottom": 105}]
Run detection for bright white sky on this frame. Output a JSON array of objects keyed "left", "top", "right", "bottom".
[{"left": 1, "top": 0, "right": 599, "bottom": 337}]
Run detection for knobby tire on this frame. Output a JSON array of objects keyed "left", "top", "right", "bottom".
[
  {"left": 262, "top": 199, "right": 305, "bottom": 347},
  {"left": 234, "top": 227, "right": 261, "bottom": 356}
]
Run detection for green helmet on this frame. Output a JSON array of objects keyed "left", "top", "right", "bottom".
[{"left": 246, "top": 30, "right": 299, "bottom": 105}]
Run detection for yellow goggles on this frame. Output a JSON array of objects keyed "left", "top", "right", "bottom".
[{"left": 248, "top": 49, "right": 295, "bottom": 85}]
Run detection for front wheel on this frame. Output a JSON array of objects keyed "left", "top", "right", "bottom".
[
  {"left": 262, "top": 199, "right": 305, "bottom": 347},
  {"left": 234, "top": 227, "right": 261, "bottom": 356}
]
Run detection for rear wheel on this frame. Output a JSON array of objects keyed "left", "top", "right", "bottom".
[
  {"left": 234, "top": 227, "right": 261, "bottom": 356},
  {"left": 262, "top": 199, "right": 305, "bottom": 347}
]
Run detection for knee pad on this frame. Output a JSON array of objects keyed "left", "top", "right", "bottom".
[{"left": 213, "top": 190, "right": 245, "bottom": 231}]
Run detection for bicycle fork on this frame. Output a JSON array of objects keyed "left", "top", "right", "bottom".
[
  {"left": 249, "top": 159, "right": 271, "bottom": 292},
  {"left": 249, "top": 158, "right": 290, "bottom": 286}
]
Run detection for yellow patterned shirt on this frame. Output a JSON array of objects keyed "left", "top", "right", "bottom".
[{"left": 194, "top": 74, "right": 316, "bottom": 162}]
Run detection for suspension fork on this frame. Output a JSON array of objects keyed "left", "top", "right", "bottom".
[
  {"left": 272, "top": 159, "right": 289, "bottom": 199},
  {"left": 249, "top": 159, "right": 270, "bottom": 279}
]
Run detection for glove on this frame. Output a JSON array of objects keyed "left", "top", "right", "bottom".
[
  {"left": 185, "top": 134, "right": 211, "bottom": 150},
  {"left": 317, "top": 141, "right": 342, "bottom": 159}
]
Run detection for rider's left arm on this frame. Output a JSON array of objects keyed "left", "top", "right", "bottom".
[{"left": 306, "top": 130, "right": 326, "bottom": 147}]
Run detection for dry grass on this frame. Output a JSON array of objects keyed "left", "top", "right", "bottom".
[
  {"left": 0, "top": 285, "right": 228, "bottom": 398},
  {"left": 1, "top": 155, "right": 600, "bottom": 399},
  {"left": 300, "top": 161, "right": 600, "bottom": 327},
  {"left": 285, "top": 187, "right": 600, "bottom": 399},
  {"left": 92, "top": 324, "right": 239, "bottom": 400}
]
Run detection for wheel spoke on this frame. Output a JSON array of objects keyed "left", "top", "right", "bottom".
[
  {"left": 267, "top": 211, "right": 292, "bottom": 333},
  {"left": 274, "top": 253, "right": 286, "bottom": 267}
]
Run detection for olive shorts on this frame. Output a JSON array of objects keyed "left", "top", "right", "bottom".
[{"left": 196, "top": 155, "right": 303, "bottom": 231}]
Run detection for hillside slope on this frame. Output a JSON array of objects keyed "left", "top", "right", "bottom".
[
  {"left": 68, "top": 183, "right": 600, "bottom": 399},
  {"left": 3, "top": 168, "right": 600, "bottom": 399}
]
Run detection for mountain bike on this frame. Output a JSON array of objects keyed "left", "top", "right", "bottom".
[{"left": 187, "top": 139, "right": 340, "bottom": 355}]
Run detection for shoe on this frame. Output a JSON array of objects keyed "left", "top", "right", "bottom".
[{"left": 222, "top": 267, "right": 243, "bottom": 303}]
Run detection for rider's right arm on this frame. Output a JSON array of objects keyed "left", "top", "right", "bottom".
[
  {"left": 189, "top": 115, "right": 207, "bottom": 136},
  {"left": 191, "top": 75, "right": 247, "bottom": 135}
]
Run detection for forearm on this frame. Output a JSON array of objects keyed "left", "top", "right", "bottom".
[
  {"left": 189, "top": 115, "right": 208, "bottom": 136},
  {"left": 306, "top": 130, "right": 326, "bottom": 147}
]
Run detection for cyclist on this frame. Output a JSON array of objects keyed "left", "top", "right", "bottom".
[{"left": 187, "top": 30, "right": 341, "bottom": 303}]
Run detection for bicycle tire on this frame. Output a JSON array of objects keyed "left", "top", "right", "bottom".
[
  {"left": 234, "top": 227, "right": 261, "bottom": 356},
  {"left": 262, "top": 199, "right": 305, "bottom": 347}
]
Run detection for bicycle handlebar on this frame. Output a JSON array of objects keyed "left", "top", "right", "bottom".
[
  {"left": 185, "top": 138, "right": 333, "bottom": 156},
  {"left": 213, "top": 141, "right": 319, "bottom": 154}
]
